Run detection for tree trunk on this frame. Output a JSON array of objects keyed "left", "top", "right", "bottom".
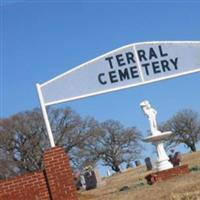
[
  {"left": 112, "top": 165, "right": 121, "bottom": 173},
  {"left": 189, "top": 144, "right": 196, "bottom": 152}
]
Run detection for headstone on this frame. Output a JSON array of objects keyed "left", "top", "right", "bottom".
[
  {"left": 119, "top": 186, "right": 130, "bottom": 192},
  {"left": 145, "top": 157, "right": 153, "bottom": 170},
  {"left": 174, "top": 152, "right": 182, "bottom": 166},
  {"left": 94, "top": 169, "right": 103, "bottom": 186},
  {"left": 84, "top": 170, "right": 97, "bottom": 190},
  {"left": 107, "top": 169, "right": 111, "bottom": 177},
  {"left": 80, "top": 175, "right": 86, "bottom": 190},
  {"left": 135, "top": 160, "right": 141, "bottom": 167},
  {"left": 126, "top": 162, "right": 133, "bottom": 168},
  {"left": 169, "top": 151, "right": 182, "bottom": 167}
]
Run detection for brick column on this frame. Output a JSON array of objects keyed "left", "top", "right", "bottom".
[{"left": 44, "top": 147, "right": 78, "bottom": 200}]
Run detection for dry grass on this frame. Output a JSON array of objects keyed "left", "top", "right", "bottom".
[{"left": 78, "top": 151, "right": 200, "bottom": 200}]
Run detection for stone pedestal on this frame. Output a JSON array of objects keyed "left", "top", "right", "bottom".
[
  {"left": 155, "top": 141, "right": 173, "bottom": 171},
  {"left": 144, "top": 131, "right": 173, "bottom": 171}
]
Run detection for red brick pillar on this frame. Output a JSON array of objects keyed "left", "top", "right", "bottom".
[{"left": 43, "top": 147, "right": 78, "bottom": 200}]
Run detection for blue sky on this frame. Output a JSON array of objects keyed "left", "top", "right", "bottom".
[{"left": 1, "top": 1, "right": 200, "bottom": 174}]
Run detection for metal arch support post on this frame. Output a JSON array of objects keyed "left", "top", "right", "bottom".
[{"left": 36, "top": 83, "right": 55, "bottom": 147}]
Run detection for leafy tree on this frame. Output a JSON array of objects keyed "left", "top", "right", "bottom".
[{"left": 160, "top": 109, "right": 200, "bottom": 152}]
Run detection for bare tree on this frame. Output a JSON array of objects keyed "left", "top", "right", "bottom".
[
  {"left": 48, "top": 107, "right": 88, "bottom": 151},
  {"left": 0, "top": 107, "right": 89, "bottom": 178},
  {"left": 0, "top": 109, "right": 47, "bottom": 178},
  {"left": 51, "top": 112, "right": 100, "bottom": 170},
  {"left": 160, "top": 109, "right": 200, "bottom": 152},
  {"left": 81, "top": 120, "right": 142, "bottom": 172},
  {"left": 0, "top": 108, "right": 142, "bottom": 177},
  {"left": 70, "top": 117, "right": 101, "bottom": 170}
]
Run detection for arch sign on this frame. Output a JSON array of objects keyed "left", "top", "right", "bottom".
[{"left": 36, "top": 41, "right": 200, "bottom": 147}]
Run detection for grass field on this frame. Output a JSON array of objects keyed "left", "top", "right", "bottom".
[{"left": 78, "top": 151, "right": 200, "bottom": 200}]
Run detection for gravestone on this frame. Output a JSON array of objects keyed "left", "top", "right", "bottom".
[
  {"left": 94, "top": 169, "right": 104, "bottom": 186},
  {"left": 169, "top": 152, "right": 182, "bottom": 167},
  {"left": 80, "top": 175, "right": 86, "bottom": 190},
  {"left": 84, "top": 170, "right": 97, "bottom": 190},
  {"left": 145, "top": 157, "right": 153, "bottom": 171},
  {"left": 107, "top": 169, "right": 111, "bottom": 177},
  {"left": 126, "top": 162, "right": 133, "bottom": 168},
  {"left": 135, "top": 160, "right": 141, "bottom": 167}
]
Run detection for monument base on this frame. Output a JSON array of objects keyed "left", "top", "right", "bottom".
[
  {"left": 145, "top": 165, "right": 189, "bottom": 185},
  {"left": 156, "top": 159, "right": 173, "bottom": 171}
]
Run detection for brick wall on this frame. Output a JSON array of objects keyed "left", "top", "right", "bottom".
[
  {"left": 145, "top": 164, "right": 189, "bottom": 184},
  {"left": 0, "top": 147, "right": 78, "bottom": 200}
]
